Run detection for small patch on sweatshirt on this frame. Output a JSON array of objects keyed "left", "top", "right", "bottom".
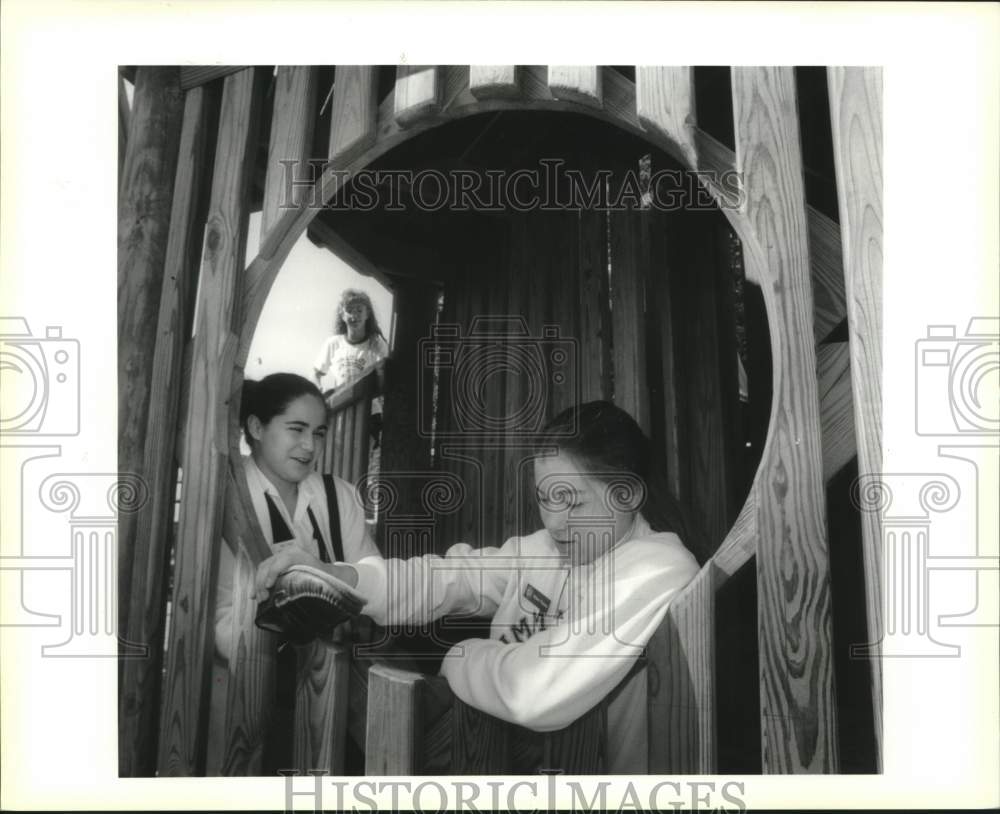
[{"left": 523, "top": 584, "right": 551, "bottom": 614}]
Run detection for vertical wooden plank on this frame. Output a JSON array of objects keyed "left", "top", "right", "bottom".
[
  {"left": 332, "top": 411, "right": 346, "bottom": 478},
  {"left": 827, "top": 65, "right": 883, "bottom": 767},
  {"left": 647, "top": 563, "right": 717, "bottom": 772},
  {"left": 157, "top": 67, "right": 263, "bottom": 776},
  {"left": 469, "top": 66, "right": 521, "bottom": 99},
  {"left": 577, "top": 161, "right": 613, "bottom": 404},
  {"left": 807, "top": 207, "right": 847, "bottom": 343},
  {"left": 221, "top": 546, "right": 279, "bottom": 775},
  {"left": 119, "top": 86, "right": 212, "bottom": 777},
  {"left": 379, "top": 277, "right": 439, "bottom": 553},
  {"left": 394, "top": 66, "right": 442, "bottom": 127},
  {"left": 609, "top": 202, "right": 650, "bottom": 434},
  {"left": 451, "top": 701, "right": 511, "bottom": 774},
  {"left": 340, "top": 402, "right": 356, "bottom": 482},
  {"left": 262, "top": 66, "right": 317, "bottom": 239},
  {"left": 635, "top": 66, "right": 698, "bottom": 168},
  {"left": 329, "top": 66, "right": 378, "bottom": 163},
  {"left": 646, "top": 207, "right": 685, "bottom": 500},
  {"left": 545, "top": 211, "right": 582, "bottom": 417},
  {"left": 732, "top": 66, "right": 838, "bottom": 773},
  {"left": 817, "top": 343, "right": 856, "bottom": 482},
  {"left": 118, "top": 74, "right": 131, "bottom": 185},
  {"left": 542, "top": 703, "right": 607, "bottom": 773},
  {"left": 547, "top": 66, "right": 603, "bottom": 108},
  {"left": 118, "top": 66, "right": 184, "bottom": 668},
  {"left": 351, "top": 399, "right": 371, "bottom": 485},
  {"left": 293, "top": 642, "right": 350, "bottom": 774},
  {"left": 667, "top": 209, "right": 741, "bottom": 545},
  {"left": 365, "top": 665, "right": 424, "bottom": 774}
]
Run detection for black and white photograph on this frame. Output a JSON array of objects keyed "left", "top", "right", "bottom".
[{"left": 2, "top": 2, "right": 997, "bottom": 812}]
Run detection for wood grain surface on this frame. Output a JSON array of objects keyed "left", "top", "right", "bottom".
[
  {"left": 117, "top": 66, "right": 184, "bottom": 655},
  {"left": 547, "top": 66, "right": 603, "bottom": 108},
  {"left": 636, "top": 66, "right": 698, "bottom": 169},
  {"left": 647, "top": 562, "right": 717, "bottom": 772},
  {"left": 156, "top": 68, "right": 263, "bottom": 776},
  {"left": 394, "top": 66, "right": 442, "bottom": 127},
  {"left": 221, "top": 546, "right": 278, "bottom": 775},
  {"left": 732, "top": 66, "right": 839, "bottom": 773},
  {"left": 828, "top": 66, "right": 884, "bottom": 768},
  {"left": 293, "top": 642, "right": 350, "bottom": 774},
  {"left": 329, "top": 66, "right": 378, "bottom": 163},
  {"left": 817, "top": 342, "right": 856, "bottom": 482},
  {"left": 262, "top": 67, "right": 317, "bottom": 239},
  {"left": 469, "top": 66, "right": 521, "bottom": 99},
  {"left": 119, "top": 85, "right": 212, "bottom": 777}
]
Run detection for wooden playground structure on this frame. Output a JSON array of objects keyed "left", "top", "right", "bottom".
[{"left": 117, "top": 65, "right": 883, "bottom": 776}]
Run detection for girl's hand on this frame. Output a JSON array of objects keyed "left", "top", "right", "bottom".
[{"left": 254, "top": 543, "right": 324, "bottom": 601}]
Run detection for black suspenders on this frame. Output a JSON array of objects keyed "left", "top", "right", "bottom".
[{"left": 263, "top": 475, "right": 345, "bottom": 563}]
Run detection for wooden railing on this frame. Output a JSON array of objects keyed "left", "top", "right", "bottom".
[{"left": 317, "top": 360, "right": 385, "bottom": 482}]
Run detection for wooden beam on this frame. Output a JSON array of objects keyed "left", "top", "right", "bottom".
[
  {"left": 119, "top": 85, "right": 212, "bottom": 778},
  {"left": 118, "top": 74, "right": 131, "bottom": 186},
  {"left": 732, "top": 66, "right": 839, "bottom": 773},
  {"left": 365, "top": 665, "right": 426, "bottom": 774},
  {"left": 636, "top": 66, "right": 698, "bottom": 169},
  {"left": 817, "top": 342, "right": 856, "bottom": 482},
  {"left": 609, "top": 206, "right": 650, "bottom": 435},
  {"left": 394, "top": 65, "right": 442, "bottom": 127},
  {"left": 221, "top": 547, "right": 279, "bottom": 775},
  {"left": 293, "top": 642, "right": 350, "bottom": 774},
  {"left": 262, "top": 67, "right": 317, "bottom": 239},
  {"left": 547, "top": 66, "right": 603, "bottom": 108},
  {"left": 157, "top": 67, "right": 264, "bottom": 776},
  {"left": 305, "top": 217, "right": 394, "bottom": 291},
  {"left": 117, "top": 67, "right": 184, "bottom": 650},
  {"left": 807, "top": 206, "right": 847, "bottom": 343},
  {"left": 469, "top": 66, "right": 521, "bottom": 99},
  {"left": 647, "top": 562, "right": 717, "bottom": 772},
  {"left": 329, "top": 66, "right": 378, "bottom": 163},
  {"left": 180, "top": 65, "right": 246, "bottom": 90},
  {"left": 828, "top": 65, "right": 884, "bottom": 768}
]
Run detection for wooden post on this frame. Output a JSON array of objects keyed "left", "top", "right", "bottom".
[
  {"left": 261, "top": 66, "right": 317, "bottom": 242},
  {"left": 329, "top": 66, "right": 379, "bottom": 163},
  {"left": 827, "top": 66, "right": 884, "bottom": 768},
  {"left": 732, "top": 66, "right": 839, "bottom": 773},
  {"left": 117, "top": 66, "right": 184, "bottom": 662},
  {"left": 548, "top": 67, "right": 603, "bottom": 108},
  {"left": 609, "top": 189, "right": 650, "bottom": 435},
  {"left": 119, "top": 86, "right": 214, "bottom": 777},
  {"left": 293, "top": 642, "right": 351, "bottom": 774},
  {"left": 647, "top": 563, "right": 717, "bottom": 772},
  {"left": 378, "top": 277, "right": 440, "bottom": 555},
  {"left": 157, "top": 67, "right": 264, "bottom": 776}
]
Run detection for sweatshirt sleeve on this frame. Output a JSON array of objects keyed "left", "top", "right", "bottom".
[
  {"left": 438, "top": 535, "right": 699, "bottom": 731},
  {"left": 351, "top": 538, "right": 523, "bottom": 627}
]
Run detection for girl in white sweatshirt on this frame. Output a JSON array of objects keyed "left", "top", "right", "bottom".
[{"left": 253, "top": 400, "right": 702, "bottom": 772}]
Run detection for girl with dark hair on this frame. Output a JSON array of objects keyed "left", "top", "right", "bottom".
[
  {"left": 253, "top": 400, "right": 701, "bottom": 772},
  {"left": 215, "top": 373, "right": 379, "bottom": 657}
]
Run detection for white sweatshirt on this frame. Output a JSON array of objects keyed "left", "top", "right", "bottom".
[{"left": 351, "top": 516, "right": 699, "bottom": 768}]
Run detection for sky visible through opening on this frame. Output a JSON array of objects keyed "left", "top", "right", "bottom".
[{"left": 244, "top": 211, "right": 394, "bottom": 381}]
